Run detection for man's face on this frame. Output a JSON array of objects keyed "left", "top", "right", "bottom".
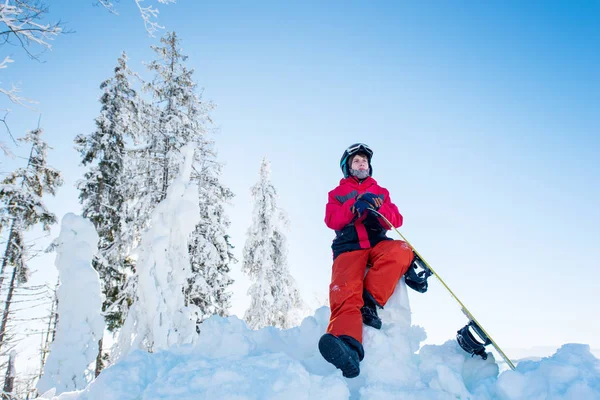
[{"left": 351, "top": 154, "right": 369, "bottom": 171}]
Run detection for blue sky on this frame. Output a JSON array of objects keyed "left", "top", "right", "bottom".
[{"left": 2, "top": 0, "right": 599, "bottom": 365}]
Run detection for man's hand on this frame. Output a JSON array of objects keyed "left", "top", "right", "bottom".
[
  {"left": 353, "top": 199, "right": 371, "bottom": 217},
  {"left": 358, "top": 193, "right": 382, "bottom": 210}
]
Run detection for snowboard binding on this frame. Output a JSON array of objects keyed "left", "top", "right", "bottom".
[
  {"left": 404, "top": 252, "right": 432, "bottom": 293},
  {"left": 456, "top": 320, "right": 492, "bottom": 360}
]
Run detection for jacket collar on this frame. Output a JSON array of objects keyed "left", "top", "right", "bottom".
[{"left": 339, "top": 176, "right": 377, "bottom": 189}]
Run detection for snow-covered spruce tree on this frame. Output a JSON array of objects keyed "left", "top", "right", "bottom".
[
  {"left": 74, "top": 52, "right": 142, "bottom": 374},
  {"left": 0, "top": 128, "right": 62, "bottom": 352},
  {"left": 137, "top": 31, "right": 235, "bottom": 323},
  {"left": 187, "top": 156, "right": 236, "bottom": 322},
  {"left": 115, "top": 146, "right": 200, "bottom": 359},
  {"left": 243, "top": 157, "right": 303, "bottom": 330},
  {"left": 36, "top": 214, "right": 104, "bottom": 395}
]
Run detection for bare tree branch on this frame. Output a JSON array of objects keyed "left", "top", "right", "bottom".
[
  {"left": 0, "top": 1, "right": 61, "bottom": 140},
  {"left": 0, "top": 1, "right": 62, "bottom": 53},
  {"left": 96, "top": 0, "right": 176, "bottom": 37}
]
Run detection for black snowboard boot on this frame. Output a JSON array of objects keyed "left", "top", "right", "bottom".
[
  {"left": 318, "top": 334, "right": 364, "bottom": 378},
  {"left": 361, "top": 290, "right": 382, "bottom": 329}
]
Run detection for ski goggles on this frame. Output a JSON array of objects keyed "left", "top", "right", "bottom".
[{"left": 346, "top": 143, "right": 373, "bottom": 157}]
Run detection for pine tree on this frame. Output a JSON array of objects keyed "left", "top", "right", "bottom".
[
  {"left": 243, "top": 157, "right": 303, "bottom": 330},
  {"left": 140, "top": 31, "right": 235, "bottom": 323},
  {"left": 110, "top": 32, "right": 237, "bottom": 357},
  {"left": 187, "top": 156, "right": 236, "bottom": 321},
  {"left": 74, "top": 52, "right": 142, "bottom": 374},
  {"left": 0, "top": 128, "right": 62, "bottom": 352}
]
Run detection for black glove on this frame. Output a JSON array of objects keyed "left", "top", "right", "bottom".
[
  {"left": 354, "top": 200, "right": 371, "bottom": 217},
  {"left": 359, "top": 192, "right": 381, "bottom": 210}
]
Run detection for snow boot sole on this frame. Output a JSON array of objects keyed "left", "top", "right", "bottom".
[{"left": 318, "top": 334, "right": 360, "bottom": 378}]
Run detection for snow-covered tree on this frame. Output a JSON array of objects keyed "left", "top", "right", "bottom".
[
  {"left": 36, "top": 213, "right": 105, "bottom": 395},
  {"left": 243, "top": 157, "right": 303, "bottom": 330},
  {"left": 129, "top": 32, "right": 236, "bottom": 323},
  {"left": 186, "top": 155, "right": 235, "bottom": 321},
  {"left": 75, "top": 52, "right": 140, "bottom": 328},
  {"left": 74, "top": 52, "right": 143, "bottom": 374},
  {"left": 115, "top": 146, "right": 200, "bottom": 359},
  {"left": 0, "top": 128, "right": 62, "bottom": 353}
]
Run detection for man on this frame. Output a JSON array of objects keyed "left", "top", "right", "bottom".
[{"left": 319, "top": 143, "right": 415, "bottom": 378}]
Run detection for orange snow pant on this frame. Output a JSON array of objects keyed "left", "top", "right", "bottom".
[{"left": 326, "top": 240, "right": 414, "bottom": 343}]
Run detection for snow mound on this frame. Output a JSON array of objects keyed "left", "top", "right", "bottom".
[
  {"left": 496, "top": 343, "right": 600, "bottom": 400},
  {"left": 46, "top": 280, "right": 600, "bottom": 400}
]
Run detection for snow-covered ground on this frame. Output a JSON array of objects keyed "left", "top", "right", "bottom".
[{"left": 40, "top": 280, "right": 600, "bottom": 400}]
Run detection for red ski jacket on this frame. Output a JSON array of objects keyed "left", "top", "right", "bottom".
[{"left": 325, "top": 176, "right": 403, "bottom": 259}]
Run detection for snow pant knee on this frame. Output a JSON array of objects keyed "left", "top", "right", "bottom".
[{"left": 364, "top": 240, "right": 414, "bottom": 307}]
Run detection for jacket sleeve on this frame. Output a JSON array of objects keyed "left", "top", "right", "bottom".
[
  {"left": 377, "top": 189, "right": 403, "bottom": 229},
  {"left": 325, "top": 190, "right": 356, "bottom": 231}
]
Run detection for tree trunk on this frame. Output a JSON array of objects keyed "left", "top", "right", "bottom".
[
  {"left": 161, "top": 136, "right": 170, "bottom": 202},
  {"left": 39, "top": 284, "right": 57, "bottom": 380},
  {"left": 0, "top": 266, "right": 18, "bottom": 352},
  {"left": 2, "top": 351, "right": 15, "bottom": 399},
  {"left": 159, "top": 42, "right": 176, "bottom": 203},
  {"left": 95, "top": 338, "right": 104, "bottom": 377},
  {"left": 0, "top": 224, "right": 15, "bottom": 293}
]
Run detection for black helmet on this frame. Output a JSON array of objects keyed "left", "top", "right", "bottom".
[{"left": 340, "top": 143, "right": 373, "bottom": 178}]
